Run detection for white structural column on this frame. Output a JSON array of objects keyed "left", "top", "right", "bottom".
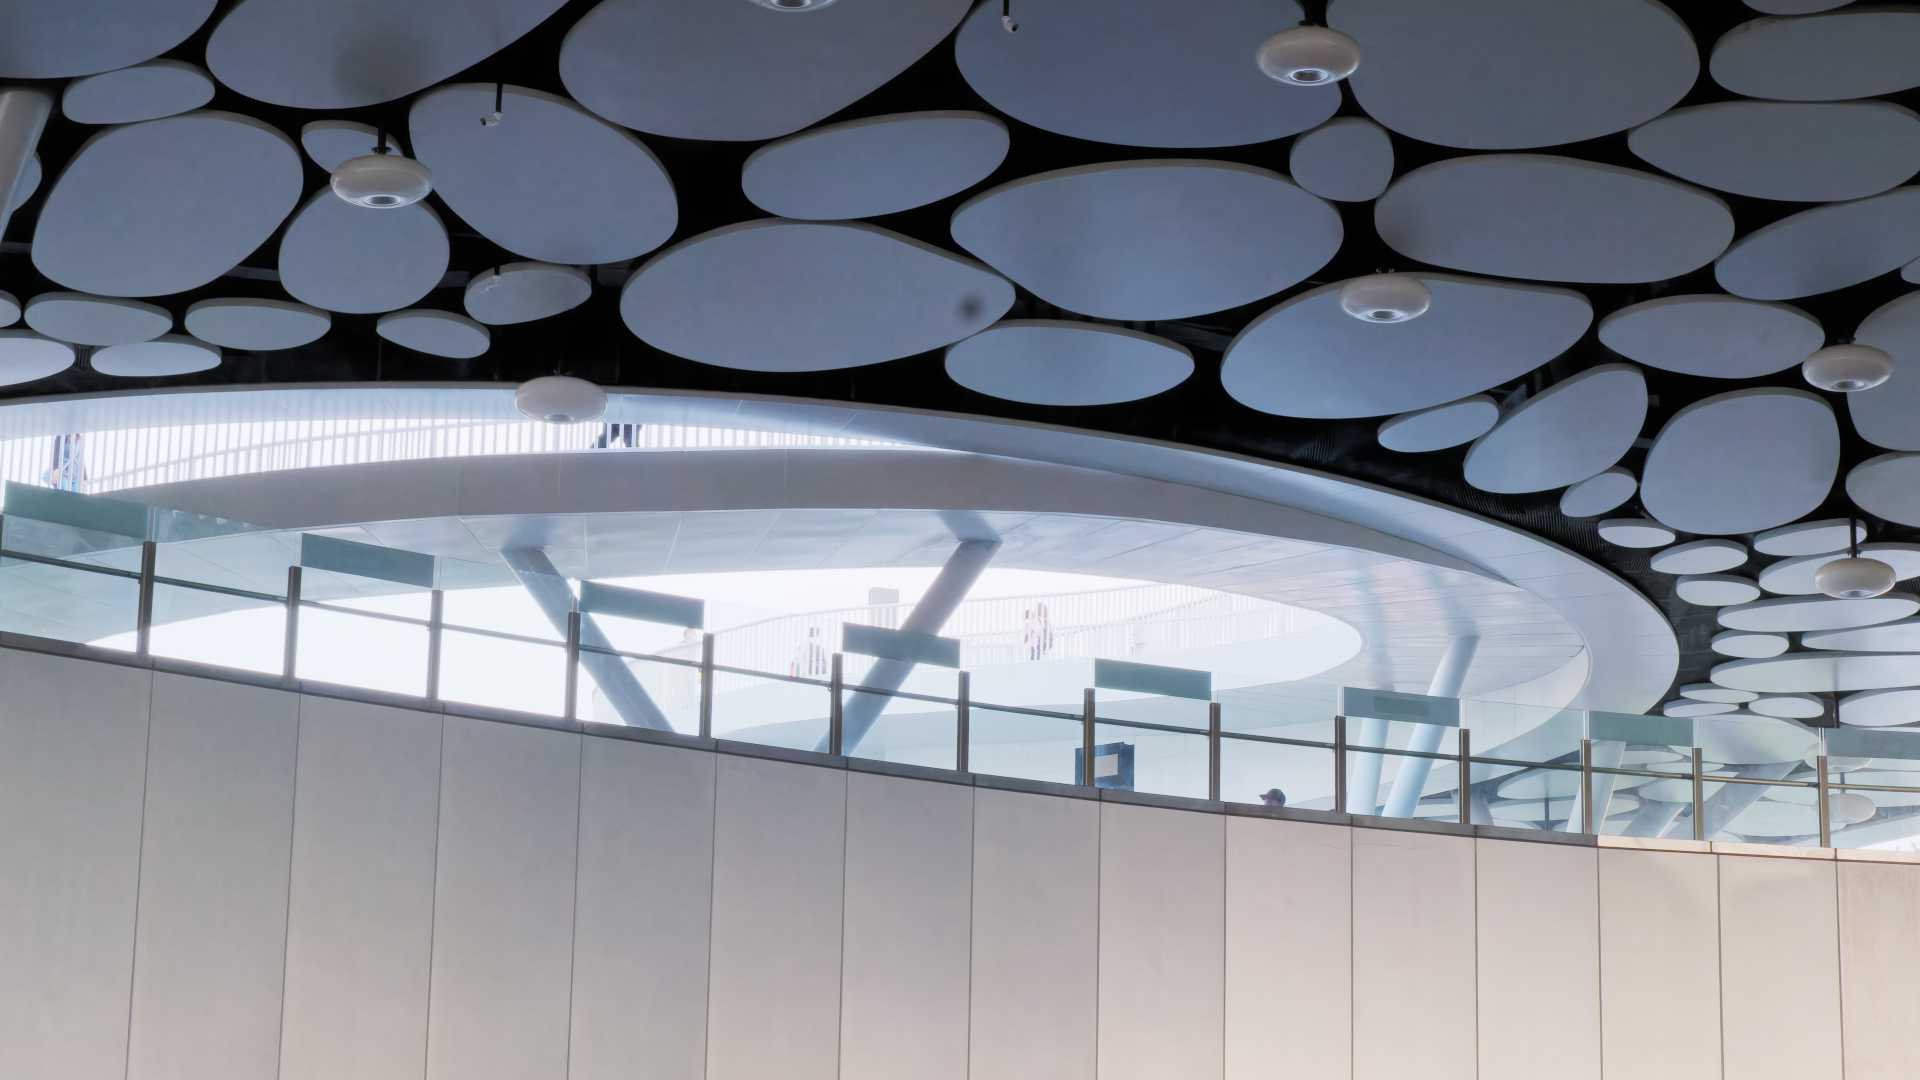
[
  {"left": 1380, "top": 635, "right": 1480, "bottom": 818},
  {"left": 0, "top": 88, "right": 50, "bottom": 239},
  {"left": 500, "top": 546, "right": 669, "bottom": 729}
]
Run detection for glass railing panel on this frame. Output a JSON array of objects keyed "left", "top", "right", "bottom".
[
  {"left": 1825, "top": 727, "right": 1920, "bottom": 852},
  {"left": 840, "top": 685, "right": 958, "bottom": 770},
  {"left": 1348, "top": 746, "right": 1459, "bottom": 820},
  {"left": 1481, "top": 763, "right": 1592, "bottom": 831},
  {"left": 710, "top": 667, "right": 830, "bottom": 750},
  {"left": 1092, "top": 721, "right": 1208, "bottom": 799},
  {"left": 149, "top": 581, "right": 285, "bottom": 675},
  {"left": 1703, "top": 780, "right": 1824, "bottom": 846},
  {"left": 1217, "top": 682, "right": 1337, "bottom": 742},
  {"left": 0, "top": 483, "right": 147, "bottom": 568},
  {"left": 442, "top": 580, "right": 565, "bottom": 642},
  {"left": 574, "top": 649, "right": 703, "bottom": 734},
  {"left": 154, "top": 529, "right": 297, "bottom": 597},
  {"left": 1467, "top": 700, "right": 1582, "bottom": 766},
  {"left": 441, "top": 628, "right": 566, "bottom": 717},
  {"left": 1220, "top": 734, "right": 1334, "bottom": 811},
  {"left": 299, "top": 563, "right": 434, "bottom": 619},
  {"left": 967, "top": 703, "right": 1083, "bottom": 786},
  {"left": 0, "top": 554, "right": 138, "bottom": 648},
  {"left": 295, "top": 604, "right": 429, "bottom": 697}
]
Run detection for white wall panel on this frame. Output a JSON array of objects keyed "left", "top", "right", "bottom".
[
  {"left": 570, "top": 738, "right": 716, "bottom": 1080},
  {"left": 970, "top": 787, "right": 1099, "bottom": 1080},
  {"left": 128, "top": 673, "right": 299, "bottom": 1080},
  {"left": 426, "top": 716, "right": 581, "bottom": 1080},
  {"left": 1719, "top": 854, "right": 1843, "bottom": 1080},
  {"left": 1597, "top": 847, "right": 1722, "bottom": 1080},
  {"left": 1224, "top": 816, "right": 1350, "bottom": 1080},
  {"left": 1838, "top": 860, "right": 1920, "bottom": 1079},
  {"left": 279, "top": 695, "right": 442, "bottom": 1080},
  {"left": 706, "top": 755, "right": 846, "bottom": 1080},
  {"left": 1477, "top": 839, "right": 1600, "bottom": 1080},
  {"left": 1098, "top": 802, "right": 1225, "bottom": 1080},
  {"left": 1351, "top": 828, "right": 1476, "bottom": 1080},
  {"left": 840, "top": 772, "right": 974, "bottom": 1080},
  {"left": 0, "top": 651, "right": 150, "bottom": 1080}
]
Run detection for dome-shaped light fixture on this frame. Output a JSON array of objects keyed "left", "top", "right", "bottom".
[
  {"left": 747, "top": 0, "right": 838, "bottom": 10},
  {"left": 1815, "top": 518, "right": 1897, "bottom": 599},
  {"left": 1339, "top": 272, "right": 1430, "bottom": 323},
  {"left": 330, "top": 130, "right": 431, "bottom": 209},
  {"left": 515, "top": 375, "right": 607, "bottom": 424},
  {"left": 1802, "top": 342, "right": 1892, "bottom": 393},
  {"left": 1256, "top": 26, "right": 1361, "bottom": 86}
]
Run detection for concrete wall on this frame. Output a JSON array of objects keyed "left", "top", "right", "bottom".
[{"left": 2, "top": 645, "right": 1910, "bottom": 1080}]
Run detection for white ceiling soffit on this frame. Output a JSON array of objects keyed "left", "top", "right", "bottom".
[
  {"left": 954, "top": 0, "right": 1336, "bottom": 149},
  {"left": 1463, "top": 364, "right": 1646, "bottom": 495},
  {"left": 560, "top": 0, "right": 968, "bottom": 141},
  {"left": 943, "top": 321, "right": 1193, "bottom": 407},
  {"left": 1596, "top": 294, "right": 1822, "bottom": 379},
  {"left": 0, "top": 0, "right": 213, "bottom": 79},
  {"left": 951, "top": 160, "right": 1340, "bottom": 321},
  {"left": 1331, "top": 0, "right": 1696, "bottom": 149},
  {"left": 742, "top": 111, "right": 1009, "bottom": 221},
  {"left": 1376, "top": 155, "right": 1733, "bottom": 284},
  {"left": 1629, "top": 100, "right": 1920, "bottom": 203},
  {"left": 409, "top": 83, "right": 677, "bottom": 265},
  {"left": 1222, "top": 275, "right": 1590, "bottom": 420},
  {"left": 206, "top": 0, "right": 571, "bottom": 109},
  {"left": 620, "top": 221, "right": 1011, "bottom": 373},
  {"left": 31, "top": 112, "right": 303, "bottom": 298},
  {"left": 1639, "top": 388, "right": 1838, "bottom": 535}
]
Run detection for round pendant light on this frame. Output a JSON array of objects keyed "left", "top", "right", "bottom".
[
  {"left": 1257, "top": 26, "right": 1361, "bottom": 86},
  {"left": 330, "top": 131, "right": 432, "bottom": 209},
  {"left": 1815, "top": 518, "right": 1897, "bottom": 599},
  {"left": 515, "top": 375, "right": 608, "bottom": 424},
  {"left": 1802, "top": 343, "right": 1892, "bottom": 393},
  {"left": 1338, "top": 273, "right": 1431, "bottom": 323}
]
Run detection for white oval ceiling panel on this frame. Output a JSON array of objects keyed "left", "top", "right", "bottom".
[
  {"left": 1664, "top": 699, "right": 1737, "bottom": 718},
  {"left": 207, "top": 0, "right": 570, "bottom": 109},
  {"left": 1464, "top": 364, "right": 1645, "bottom": 495},
  {"left": 1806, "top": 617, "right": 1920, "bottom": 654},
  {"left": 1714, "top": 187, "right": 1920, "bottom": 300},
  {"left": 1681, "top": 684, "right": 1758, "bottom": 704},
  {"left": 1761, "top": 545, "right": 1920, "bottom": 596},
  {"left": 1716, "top": 653, "right": 1920, "bottom": 694},
  {"left": 1849, "top": 291, "right": 1920, "bottom": 450},
  {"left": 463, "top": 263, "right": 592, "bottom": 327},
  {"left": 954, "top": 0, "right": 1335, "bottom": 148},
  {"left": 1724, "top": 800, "right": 1841, "bottom": 839},
  {"left": 1848, "top": 453, "right": 1920, "bottom": 527},
  {"left": 1677, "top": 575, "right": 1762, "bottom": 608},
  {"left": 32, "top": 111, "right": 302, "bottom": 298},
  {"left": 24, "top": 293, "right": 170, "bottom": 347},
  {"left": 1596, "top": 295, "right": 1822, "bottom": 379},
  {"left": 61, "top": 59, "right": 214, "bottom": 125},
  {"left": 1377, "top": 396, "right": 1499, "bottom": 454},
  {"left": 1696, "top": 717, "right": 1821, "bottom": 765},
  {"left": 0, "top": 292, "right": 16, "bottom": 328},
  {"left": 1559, "top": 468, "right": 1638, "bottom": 519},
  {"left": 299, "top": 120, "right": 396, "bottom": 172},
  {"left": 1711, "top": 9, "right": 1920, "bottom": 100},
  {"left": 0, "top": 331, "right": 76, "bottom": 387},
  {"left": 1288, "top": 118, "right": 1395, "bottom": 203},
  {"left": 1745, "top": 1, "right": 1854, "bottom": 12},
  {"left": 1629, "top": 101, "right": 1920, "bottom": 203},
  {"left": 1330, "top": 0, "right": 1696, "bottom": 149},
  {"left": 375, "top": 310, "right": 489, "bottom": 360},
  {"left": 1490, "top": 795, "right": 1641, "bottom": 822},
  {"left": 1717, "top": 593, "right": 1919, "bottom": 633},
  {"left": 1754, "top": 518, "right": 1868, "bottom": 557},
  {"left": 1840, "top": 689, "right": 1920, "bottom": 728},
  {"left": 1598, "top": 518, "right": 1676, "bottom": 548},
  {"left": 410, "top": 84, "right": 676, "bottom": 265},
  {"left": 743, "top": 111, "right": 1008, "bottom": 220},
  {"left": 184, "top": 298, "right": 330, "bottom": 351},
  {"left": 277, "top": 192, "right": 450, "bottom": 315},
  {"left": 1713, "top": 630, "right": 1789, "bottom": 659},
  {"left": 944, "top": 321, "right": 1193, "bottom": 407},
  {"left": 1222, "top": 274, "right": 1589, "bottom": 419},
  {"left": 1747, "top": 694, "right": 1824, "bottom": 719},
  {"left": 91, "top": 335, "right": 219, "bottom": 378},
  {"left": 1650, "top": 539, "right": 1748, "bottom": 576},
  {"left": 952, "top": 161, "right": 1339, "bottom": 321},
  {"left": 562, "top": 0, "right": 967, "bottom": 141},
  {"left": 1639, "top": 389, "right": 1838, "bottom": 535},
  {"left": 0, "top": 1, "right": 213, "bottom": 79},
  {"left": 622, "top": 220, "right": 1011, "bottom": 373},
  {"left": 1375, "top": 155, "right": 1732, "bottom": 284}
]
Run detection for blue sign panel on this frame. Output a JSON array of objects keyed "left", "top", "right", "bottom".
[
  {"left": 1093, "top": 658, "right": 1211, "bottom": 701},
  {"left": 841, "top": 623, "right": 961, "bottom": 668},
  {"left": 578, "top": 580, "right": 705, "bottom": 628}
]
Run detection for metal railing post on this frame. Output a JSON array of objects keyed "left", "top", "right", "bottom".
[
  {"left": 1081, "top": 688, "right": 1096, "bottom": 788},
  {"left": 282, "top": 565, "right": 302, "bottom": 685},
  {"left": 956, "top": 670, "right": 971, "bottom": 774},
  {"left": 563, "top": 610, "right": 581, "bottom": 721},
  {"left": 1333, "top": 714, "right": 1348, "bottom": 815},
  {"left": 698, "top": 632, "right": 715, "bottom": 739},
  {"left": 424, "top": 588, "right": 444, "bottom": 701},
  {"left": 1458, "top": 728, "right": 1472, "bottom": 825},
  {"left": 1207, "top": 700, "right": 1222, "bottom": 802},
  {"left": 134, "top": 540, "right": 156, "bottom": 656},
  {"left": 1691, "top": 747, "right": 1706, "bottom": 841},
  {"left": 1816, "top": 753, "right": 1832, "bottom": 848},
  {"left": 1579, "top": 738, "right": 1595, "bottom": 835},
  {"left": 828, "top": 653, "right": 844, "bottom": 755}
]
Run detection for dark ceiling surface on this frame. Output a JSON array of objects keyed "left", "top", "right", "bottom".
[{"left": 4, "top": 0, "right": 1919, "bottom": 712}]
